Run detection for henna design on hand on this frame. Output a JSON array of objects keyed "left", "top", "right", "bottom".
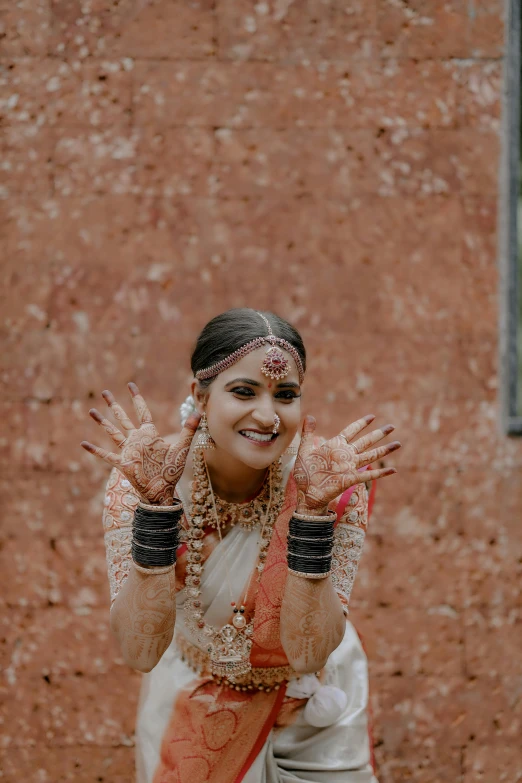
[
  {"left": 81, "top": 382, "right": 200, "bottom": 505},
  {"left": 294, "top": 414, "right": 400, "bottom": 513}
]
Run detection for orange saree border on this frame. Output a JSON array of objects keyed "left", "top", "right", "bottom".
[
  {"left": 234, "top": 685, "right": 287, "bottom": 783},
  {"left": 152, "top": 679, "right": 286, "bottom": 783}
]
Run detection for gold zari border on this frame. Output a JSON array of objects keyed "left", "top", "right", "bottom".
[{"left": 175, "top": 633, "right": 297, "bottom": 692}]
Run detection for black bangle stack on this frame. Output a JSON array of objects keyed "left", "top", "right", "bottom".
[
  {"left": 131, "top": 500, "right": 183, "bottom": 568},
  {"left": 287, "top": 511, "right": 336, "bottom": 579}
]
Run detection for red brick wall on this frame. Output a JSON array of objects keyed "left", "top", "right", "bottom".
[{"left": 1, "top": 2, "right": 518, "bottom": 781}]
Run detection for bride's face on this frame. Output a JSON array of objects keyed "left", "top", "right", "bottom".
[{"left": 197, "top": 348, "right": 303, "bottom": 469}]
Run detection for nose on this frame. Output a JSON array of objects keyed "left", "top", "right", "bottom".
[{"left": 251, "top": 397, "right": 277, "bottom": 430}]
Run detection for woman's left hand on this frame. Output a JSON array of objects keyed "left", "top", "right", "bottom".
[{"left": 293, "top": 414, "right": 401, "bottom": 514}]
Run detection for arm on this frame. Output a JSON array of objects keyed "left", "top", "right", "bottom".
[
  {"left": 280, "top": 483, "right": 370, "bottom": 674},
  {"left": 280, "top": 570, "right": 346, "bottom": 674},
  {"left": 281, "top": 415, "right": 399, "bottom": 674},
  {"left": 84, "top": 384, "right": 200, "bottom": 674},
  {"left": 330, "top": 482, "right": 369, "bottom": 614},
  {"left": 102, "top": 467, "right": 177, "bottom": 673},
  {"left": 109, "top": 561, "right": 176, "bottom": 674}
]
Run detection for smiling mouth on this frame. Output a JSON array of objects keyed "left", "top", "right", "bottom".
[{"left": 239, "top": 430, "right": 278, "bottom": 445}]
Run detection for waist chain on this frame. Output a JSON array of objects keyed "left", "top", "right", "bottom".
[{"left": 175, "top": 632, "right": 297, "bottom": 693}]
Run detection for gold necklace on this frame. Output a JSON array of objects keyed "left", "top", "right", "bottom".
[
  {"left": 213, "top": 472, "right": 271, "bottom": 531},
  {"left": 184, "top": 448, "right": 284, "bottom": 682}
]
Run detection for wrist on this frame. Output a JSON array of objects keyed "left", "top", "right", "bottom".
[
  {"left": 295, "top": 505, "right": 329, "bottom": 517},
  {"left": 138, "top": 497, "right": 182, "bottom": 511},
  {"left": 132, "top": 502, "right": 183, "bottom": 569},
  {"left": 133, "top": 563, "right": 175, "bottom": 575},
  {"left": 287, "top": 511, "right": 335, "bottom": 579}
]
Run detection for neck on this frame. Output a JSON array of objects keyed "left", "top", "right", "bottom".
[{"left": 203, "top": 447, "right": 268, "bottom": 503}]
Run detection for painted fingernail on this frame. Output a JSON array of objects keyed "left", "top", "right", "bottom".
[
  {"left": 89, "top": 408, "right": 103, "bottom": 422},
  {"left": 365, "top": 414, "right": 376, "bottom": 422},
  {"left": 80, "top": 441, "right": 93, "bottom": 452},
  {"left": 382, "top": 424, "right": 395, "bottom": 435},
  {"left": 388, "top": 441, "right": 401, "bottom": 451},
  {"left": 102, "top": 390, "right": 114, "bottom": 404},
  {"left": 386, "top": 467, "right": 397, "bottom": 475},
  {"left": 128, "top": 382, "right": 139, "bottom": 395}
]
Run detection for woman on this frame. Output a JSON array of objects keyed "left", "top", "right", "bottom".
[{"left": 81, "top": 308, "right": 400, "bottom": 783}]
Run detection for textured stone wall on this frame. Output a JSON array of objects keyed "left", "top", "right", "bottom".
[{"left": 1, "top": 2, "right": 518, "bottom": 781}]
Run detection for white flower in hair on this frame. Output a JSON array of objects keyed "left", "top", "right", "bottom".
[{"left": 180, "top": 395, "right": 197, "bottom": 427}]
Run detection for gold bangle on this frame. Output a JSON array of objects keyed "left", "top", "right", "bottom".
[
  {"left": 133, "top": 563, "right": 175, "bottom": 575},
  {"left": 292, "top": 509, "right": 336, "bottom": 523},
  {"left": 138, "top": 499, "right": 183, "bottom": 512},
  {"left": 288, "top": 567, "right": 331, "bottom": 580}
]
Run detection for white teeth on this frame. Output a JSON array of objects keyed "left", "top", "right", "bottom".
[{"left": 240, "top": 431, "right": 274, "bottom": 443}]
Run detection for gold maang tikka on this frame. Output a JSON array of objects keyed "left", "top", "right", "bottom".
[
  {"left": 257, "top": 313, "right": 290, "bottom": 381},
  {"left": 195, "top": 312, "right": 304, "bottom": 385}
]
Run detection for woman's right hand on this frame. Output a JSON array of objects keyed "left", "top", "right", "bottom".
[{"left": 81, "top": 382, "right": 200, "bottom": 505}]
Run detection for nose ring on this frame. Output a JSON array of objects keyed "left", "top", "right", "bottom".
[{"left": 273, "top": 414, "right": 281, "bottom": 434}]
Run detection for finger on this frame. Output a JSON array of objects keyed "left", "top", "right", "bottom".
[
  {"left": 359, "top": 466, "right": 397, "bottom": 482},
  {"left": 102, "top": 390, "right": 135, "bottom": 431},
  {"left": 89, "top": 408, "right": 127, "bottom": 447},
  {"left": 297, "top": 415, "right": 316, "bottom": 458},
  {"left": 81, "top": 440, "right": 121, "bottom": 467},
  {"left": 178, "top": 412, "right": 202, "bottom": 447},
  {"left": 351, "top": 424, "right": 394, "bottom": 454},
  {"left": 165, "top": 412, "right": 202, "bottom": 478},
  {"left": 340, "top": 414, "right": 376, "bottom": 444},
  {"left": 128, "top": 382, "right": 154, "bottom": 425},
  {"left": 356, "top": 441, "right": 401, "bottom": 468}
]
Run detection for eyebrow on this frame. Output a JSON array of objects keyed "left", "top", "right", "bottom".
[{"left": 224, "top": 377, "right": 301, "bottom": 390}]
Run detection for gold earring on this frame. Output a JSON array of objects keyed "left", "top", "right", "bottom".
[{"left": 195, "top": 412, "right": 216, "bottom": 450}]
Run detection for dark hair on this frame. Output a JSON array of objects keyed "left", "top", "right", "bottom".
[{"left": 191, "top": 308, "right": 307, "bottom": 387}]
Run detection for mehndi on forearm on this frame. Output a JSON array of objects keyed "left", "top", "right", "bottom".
[
  {"left": 280, "top": 508, "right": 345, "bottom": 673},
  {"left": 280, "top": 574, "right": 345, "bottom": 674},
  {"left": 102, "top": 466, "right": 179, "bottom": 673},
  {"left": 110, "top": 563, "right": 177, "bottom": 673}
]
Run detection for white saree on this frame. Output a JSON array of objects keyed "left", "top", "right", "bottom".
[{"left": 103, "top": 457, "right": 378, "bottom": 783}]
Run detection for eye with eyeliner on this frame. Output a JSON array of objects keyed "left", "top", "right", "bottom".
[
  {"left": 275, "top": 390, "right": 301, "bottom": 401},
  {"left": 228, "top": 386, "right": 300, "bottom": 401},
  {"left": 229, "top": 386, "right": 255, "bottom": 397}
]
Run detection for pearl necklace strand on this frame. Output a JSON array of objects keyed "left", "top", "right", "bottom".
[{"left": 184, "top": 448, "right": 284, "bottom": 681}]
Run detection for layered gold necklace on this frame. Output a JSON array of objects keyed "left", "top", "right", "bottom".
[{"left": 184, "top": 447, "right": 284, "bottom": 682}]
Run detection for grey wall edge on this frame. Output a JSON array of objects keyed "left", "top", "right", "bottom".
[{"left": 499, "top": 0, "right": 521, "bottom": 434}]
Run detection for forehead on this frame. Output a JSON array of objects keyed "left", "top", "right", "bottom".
[{"left": 216, "top": 347, "right": 300, "bottom": 386}]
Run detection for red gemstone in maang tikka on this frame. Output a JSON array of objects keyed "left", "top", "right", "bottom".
[{"left": 261, "top": 345, "right": 290, "bottom": 380}]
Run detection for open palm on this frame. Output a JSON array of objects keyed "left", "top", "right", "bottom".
[
  {"left": 81, "top": 382, "right": 200, "bottom": 505},
  {"left": 294, "top": 414, "right": 400, "bottom": 513}
]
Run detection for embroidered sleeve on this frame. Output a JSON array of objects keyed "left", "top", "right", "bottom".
[
  {"left": 330, "top": 484, "right": 369, "bottom": 613},
  {"left": 102, "top": 467, "right": 140, "bottom": 605}
]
